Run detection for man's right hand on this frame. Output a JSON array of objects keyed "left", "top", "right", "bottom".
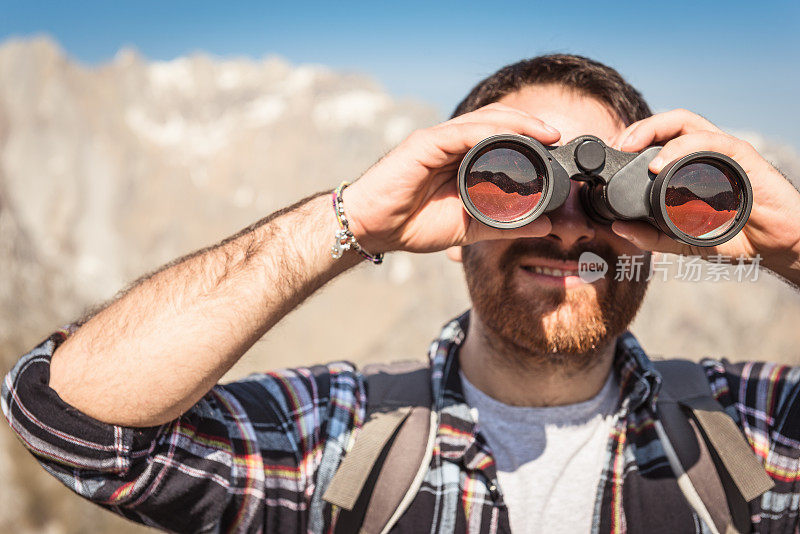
[
  {"left": 342, "top": 102, "right": 560, "bottom": 254},
  {"left": 44, "top": 102, "right": 561, "bottom": 428}
]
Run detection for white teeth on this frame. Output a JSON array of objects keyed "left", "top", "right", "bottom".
[{"left": 527, "top": 266, "right": 577, "bottom": 277}]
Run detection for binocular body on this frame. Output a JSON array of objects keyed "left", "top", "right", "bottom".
[{"left": 457, "top": 134, "right": 752, "bottom": 247}]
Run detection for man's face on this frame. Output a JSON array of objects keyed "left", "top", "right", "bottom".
[{"left": 459, "top": 84, "right": 650, "bottom": 366}]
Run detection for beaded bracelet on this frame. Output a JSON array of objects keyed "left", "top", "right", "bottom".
[{"left": 330, "top": 182, "right": 384, "bottom": 265}]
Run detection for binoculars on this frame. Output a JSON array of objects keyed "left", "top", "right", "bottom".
[{"left": 457, "top": 134, "right": 752, "bottom": 246}]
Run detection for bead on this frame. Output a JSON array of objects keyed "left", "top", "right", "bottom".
[{"left": 330, "top": 180, "right": 382, "bottom": 265}]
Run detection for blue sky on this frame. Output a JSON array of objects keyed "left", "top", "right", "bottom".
[{"left": 2, "top": 0, "right": 799, "bottom": 150}]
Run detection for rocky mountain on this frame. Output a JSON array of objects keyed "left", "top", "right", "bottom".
[{"left": 0, "top": 36, "right": 798, "bottom": 533}]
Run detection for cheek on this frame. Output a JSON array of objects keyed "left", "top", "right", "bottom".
[{"left": 464, "top": 241, "right": 510, "bottom": 269}]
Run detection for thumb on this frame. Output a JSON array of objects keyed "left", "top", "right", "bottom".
[
  {"left": 611, "top": 220, "right": 684, "bottom": 255},
  {"left": 465, "top": 216, "right": 552, "bottom": 244}
]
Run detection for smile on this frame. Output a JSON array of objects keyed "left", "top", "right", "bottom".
[
  {"left": 516, "top": 258, "right": 596, "bottom": 289},
  {"left": 520, "top": 265, "right": 579, "bottom": 277}
]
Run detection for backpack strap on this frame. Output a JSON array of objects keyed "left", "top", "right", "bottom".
[
  {"left": 323, "top": 360, "right": 435, "bottom": 534},
  {"left": 323, "top": 358, "right": 774, "bottom": 534},
  {"left": 654, "top": 359, "right": 774, "bottom": 534}
]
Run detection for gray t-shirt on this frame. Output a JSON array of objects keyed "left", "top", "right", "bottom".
[{"left": 461, "top": 369, "right": 619, "bottom": 534}]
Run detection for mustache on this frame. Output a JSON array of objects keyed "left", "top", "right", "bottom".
[{"left": 498, "top": 238, "right": 618, "bottom": 268}]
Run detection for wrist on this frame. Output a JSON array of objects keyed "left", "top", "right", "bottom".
[{"left": 340, "top": 182, "right": 388, "bottom": 255}]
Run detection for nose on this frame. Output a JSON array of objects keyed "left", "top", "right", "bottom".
[{"left": 544, "top": 183, "right": 595, "bottom": 248}]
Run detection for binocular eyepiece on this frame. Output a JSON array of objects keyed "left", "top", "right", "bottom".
[{"left": 457, "top": 134, "right": 752, "bottom": 247}]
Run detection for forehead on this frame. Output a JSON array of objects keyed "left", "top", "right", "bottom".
[{"left": 497, "top": 84, "right": 625, "bottom": 146}]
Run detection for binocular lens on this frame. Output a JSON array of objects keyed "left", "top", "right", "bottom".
[
  {"left": 464, "top": 144, "right": 546, "bottom": 223},
  {"left": 458, "top": 134, "right": 752, "bottom": 246},
  {"left": 664, "top": 160, "right": 743, "bottom": 240}
]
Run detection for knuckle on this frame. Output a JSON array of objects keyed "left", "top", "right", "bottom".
[
  {"left": 485, "top": 124, "right": 505, "bottom": 136},
  {"left": 737, "top": 138, "right": 757, "bottom": 154},
  {"left": 675, "top": 108, "right": 706, "bottom": 125},
  {"left": 697, "top": 113, "right": 718, "bottom": 128},
  {"left": 485, "top": 102, "right": 510, "bottom": 111},
  {"left": 683, "top": 130, "right": 715, "bottom": 144},
  {"left": 475, "top": 103, "right": 502, "bottom": 114},
  {"left": 407, "top": 128, "right": 430, "bottom": 145},
  {"left": 731, "top": 138, "right": 759, "bottom": 160}
]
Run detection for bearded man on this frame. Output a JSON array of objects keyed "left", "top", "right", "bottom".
[{"left": 4, "top": 54, "right": 800, "bottom": 533}]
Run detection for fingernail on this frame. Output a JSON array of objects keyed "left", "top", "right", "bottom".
[
  {"left": 543, "top": 124, "right": 559, "bottom": 135},
  {"left": 650, "top": 156, "right": 664, "bottom": 172},
  {"left": 620, "top": 134, "right": 638, "bottom": 150},
  {"left": 615, "top": 230, "right": 633, "bottom": 242},
  {"left": 612, "top": 223, "right": 634, "bottom": 242},
  {"left": 532, "top": 216, "right": 552, "bottom": 235}
]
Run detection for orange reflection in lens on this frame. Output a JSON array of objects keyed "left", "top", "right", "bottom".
[
  {"left": 467, "top": 181, "right": 543, "bottom": 222},
  {"left": 664, "top": 162, "right": 741, "bottom": 239},
  {"left": 465, "top": 146, "right": 545, "bottom": 223}
]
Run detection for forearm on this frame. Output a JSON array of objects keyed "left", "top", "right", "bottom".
[
  {"left": 44, "top": 104, "right": 559, "bottom": 427},
  {"left": 49, "top": 191, "right": 362, "bottom": 426}
]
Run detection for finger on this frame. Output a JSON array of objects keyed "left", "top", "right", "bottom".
[
  {"left": 461, "top": 101, "right": 542, "bottom": 121},
  {"left": 450, "top": 101, "right": 534, "bottom": 121},
  {"left": 614, "top": 109, "right": 722, "bottom": 152},
  {"left": 612, "top": 220, "right": 702, "bottom": 256},
  {"left": 616, "top": 108, "right": 720, "bottom": 150},
  {"left": 424, "top": 161, "right": 461, "bottom": 199},
  {"left": 648, "top": 131, "right": 746, "bottom": 174},
  {"left": 465, "top": 215, "right": 553, "bottom": 244},
  {"left": 408, "top": 121, "right": 556, "bottom": 168},
  {"left": 447, "top": 108, "right": 561, "bottom": 141},
  {"left": 445, "top": 105, "right": 561, "bottom": 143}
]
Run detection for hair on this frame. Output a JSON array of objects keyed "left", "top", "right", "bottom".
[{"left": 451, "top": 54, "right": 652, "bottom": 125}]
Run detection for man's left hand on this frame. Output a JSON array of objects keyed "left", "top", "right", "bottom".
[{"left": 611, "top": 108, "right": 800, "bottom": 287}]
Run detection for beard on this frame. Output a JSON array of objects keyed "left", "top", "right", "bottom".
[{"left": 462, "top": 238, "right": 650, "bottom": 372}]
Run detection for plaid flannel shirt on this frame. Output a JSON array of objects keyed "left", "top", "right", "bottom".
[{"left": 4, "top": 310, "right": 800, "bottom": 533}]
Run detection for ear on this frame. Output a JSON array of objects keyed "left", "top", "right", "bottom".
[{"left": 445, "top": 246, "right": 463, "bottom": 263}]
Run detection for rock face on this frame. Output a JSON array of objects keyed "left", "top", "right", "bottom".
[{"left": 0, "top": 36, "right": 799, "bottom": 533}]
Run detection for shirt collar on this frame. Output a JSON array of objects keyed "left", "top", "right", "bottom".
[{"left": 427, "top": 310, "right": 662, "bottom": 466}]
